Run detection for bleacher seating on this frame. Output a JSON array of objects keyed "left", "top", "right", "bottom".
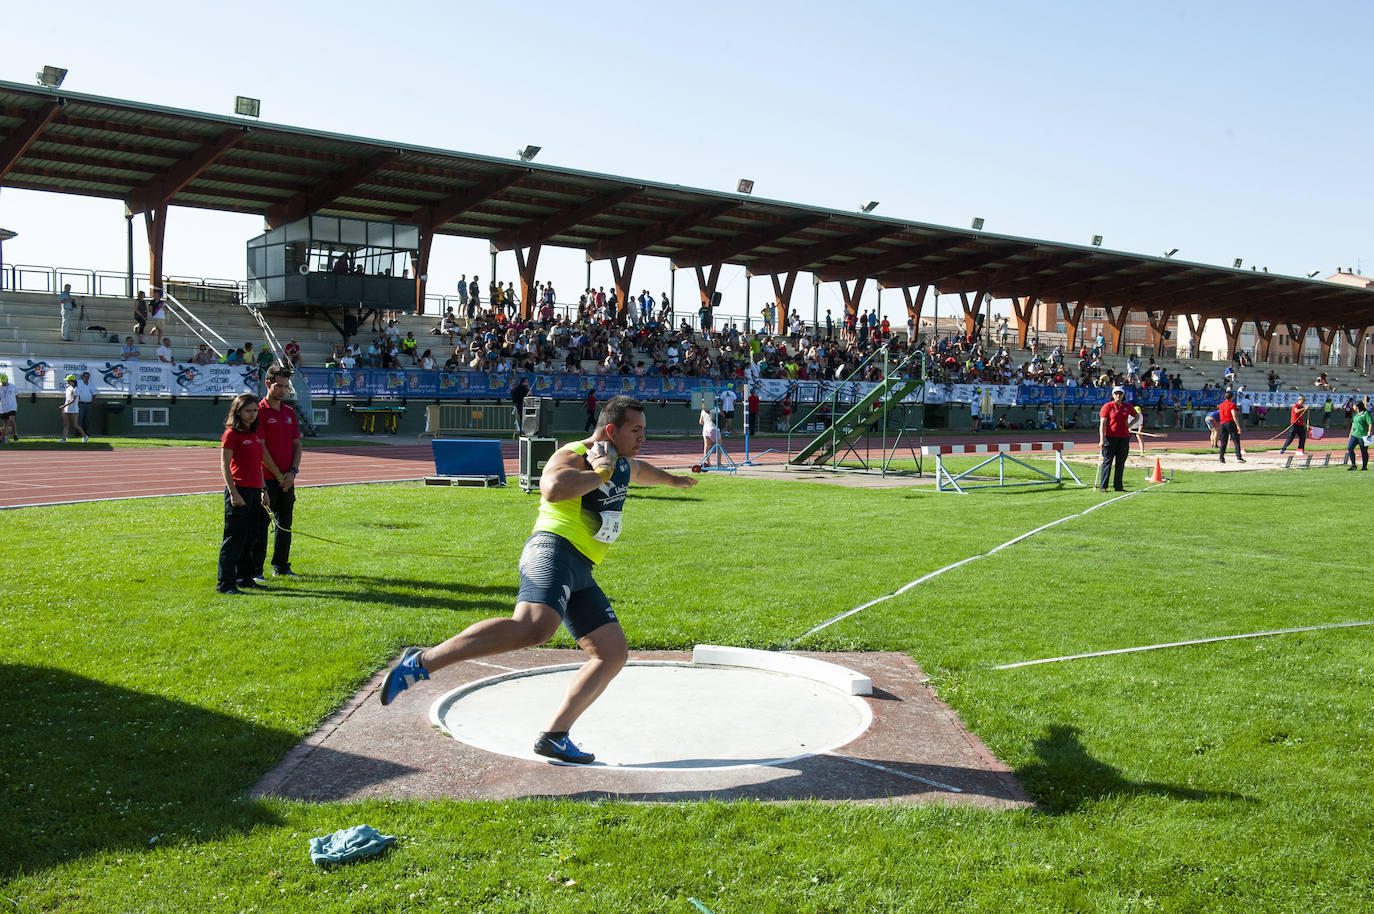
[{"left": 0, "top": 290, "right": 442, "bottom": 368}]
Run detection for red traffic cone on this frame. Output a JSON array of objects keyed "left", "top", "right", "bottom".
[{"left": 1148, "top": 458, "right": 1165, "bottom": 484}]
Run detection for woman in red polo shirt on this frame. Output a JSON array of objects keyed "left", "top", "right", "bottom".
[{"left": 217, "top": 393, "right": 282, "bottom": 595}]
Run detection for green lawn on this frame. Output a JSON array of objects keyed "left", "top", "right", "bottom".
[{"left": 2, "top": 469, "right": 1370, "bottom": 912}]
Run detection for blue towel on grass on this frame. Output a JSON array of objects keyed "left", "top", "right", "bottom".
[{"left": 309, "top": 824, "right": 397, "bottom": 865}]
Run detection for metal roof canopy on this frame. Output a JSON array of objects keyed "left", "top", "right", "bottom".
[{"left": 2, "top": 78, "right": 1372, "bottom": 340}]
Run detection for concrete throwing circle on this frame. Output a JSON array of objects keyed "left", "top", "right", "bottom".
[{"left": 430, "top": 658, "right": 872, "bottom": 770}]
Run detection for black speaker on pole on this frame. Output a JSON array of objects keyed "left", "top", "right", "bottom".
[
  {"left": 521, "top": 397, "right": 554, "bottom": 438},
  {"left": 711, "top": 291, "right": 722, "bottom": 307}
]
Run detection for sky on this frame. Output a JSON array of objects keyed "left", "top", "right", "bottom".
[{"left": 2, "top": 0, "right": 1371, "bottom": 325}]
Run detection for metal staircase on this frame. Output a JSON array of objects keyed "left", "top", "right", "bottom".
[{"left": 789, "top": 347, "right": 925, "bottom": 467}]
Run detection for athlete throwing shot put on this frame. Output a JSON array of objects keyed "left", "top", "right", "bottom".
[{"left": 378, "top": 396, "right": 699, "bottom": 763}]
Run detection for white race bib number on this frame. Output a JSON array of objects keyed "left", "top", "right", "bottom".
[{"left": 593, "top": 510, "right": 623, "bottom": 544}]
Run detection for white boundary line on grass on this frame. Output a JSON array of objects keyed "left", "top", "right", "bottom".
[
  {"left": 824, "top": 752, "right": 964, "bottom": 793},
  {"left": 991, "top": 620, "right": 1374, "bottom": 670},
  {"left": 794, "top": 484, "right": 1163, "bottom": 642}
]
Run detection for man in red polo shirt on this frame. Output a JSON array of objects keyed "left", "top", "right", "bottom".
[
  {"left": 1098, "top": 386, "right": 1140, "bottom": 492},
  {"left": 1216, "top": 390, "right": 1245, "bottom": 463},
  {"left": 253, "top": 364, "right": 303, "bottom": 578}
]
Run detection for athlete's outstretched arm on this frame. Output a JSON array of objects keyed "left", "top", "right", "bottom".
[{"left": 629, "top": 458, "right": 699, "bottom": 489}]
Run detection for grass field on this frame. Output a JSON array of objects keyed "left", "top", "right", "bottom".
[{"left": 2, "top": 466, "right": 1371, "bottom": 912}]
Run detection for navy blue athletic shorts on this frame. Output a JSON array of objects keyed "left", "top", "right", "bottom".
[{"left": 516, "top": 532, "right": 617, "bottom": 640}]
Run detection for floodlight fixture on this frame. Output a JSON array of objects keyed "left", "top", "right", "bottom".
[
  {"left": 859, "top": 201, "right": 879, "bottom": 213},
  {"left": 1091, "top": 235, "right": 1104, "bottom": 247},
  {"left": 970, "top": 217, "right": 985, "bottom": 231},
  {"left": 0, "top": 228, "right": 16, "bottom": 242},
  {"left": 1307, "top": 270, "right": 1321, "bottom": 278},
  {"left": 234, "top": 96, "right": 261, "bottom": 118},
  {"left": 737, "top": 178, "right": 755, "bottom": 195},
  {"left": 1233, "top": 258, "right": 1243, "bottom": 268},
  {"left": 1163, "top": 248, "right": 1179, "bottom": 258},
  {"left": 517, "top": 145, "right": 541, "bottom": 162},
  {"left": 36, "top": 66, "right": 67, "bottom": 88}
]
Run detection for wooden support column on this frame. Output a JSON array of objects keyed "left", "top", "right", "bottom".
[
  {"left": 1341, "top": 326, "right": 1370, "bottom": 370},
  {"left": 1011, "top": 296, "right": 1036, "bottom": 349},
  {"left": 1146, "top": 308, "right": 1174, "bottom": 356},
  {"left": 770, "top": 270, "right": 798, "bottom": 312},
  {"left": 144, "top": 204, "right": 168, "bottom": 295},
  {"left": 1103, "top": 304, "right": 1131, "bottom": 355},
  {"left": 1183, "top": 314, "right": 1207, "bottom": 358},
  {"left": 1316, "top": 326, "right": 1337, "bottom": 365},
  {"left": 411, "top": 232, "right": 433, "bottom": 315},
  {"left": 839, "top": 278, "right": 867, "bottom": 319},
  {"left": 694, "top": 262, "right": 722, "bottom": 313},
  {"left": 514, "top": 243, "right": 542, "bottom": 320},
  {"left": 1251, "top": 320, "right": 1275, "bottom": 362},
  {"left": 1060, "top": 300, "right": 1085, "bottom": 351},
  {"left": 957, "top": 290, "right": 987, "bottom": 339},
  {"left": 611, "top": 254, "right": 638, "bottom": 325},
  {"left": 900, "top": 284, "right": 929, "bottom": 337},
  {"left": 1282, "top": 322, "right": 1306, "bottom": 365},
  {"left": 1219, "top": 317, "right": 1242, "bottom": 361}
]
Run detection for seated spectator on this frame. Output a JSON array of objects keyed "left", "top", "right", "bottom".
[
  {"left": 121, "top": 337, "right": 141, "bottom": 360},
  {"left": 419, "top": 349, "right": 437, "bottom": 370},
  {"left": 284, "top": 339, "right": 302, "bottom": 367},
  {"left": 157, "top": 338, "right": 174, "bottom": 363},
  {"left": 224, "top": 348, "right": 245, "bottom": 364},
  {"left": 193, "top": 343, "right": 212, "bottom": 365},
  {"left": 401, "top": 331, "right": 418, "bottom": 363},
  {"left": 339, "top": 350, "right": 356, "bottom": 370}
]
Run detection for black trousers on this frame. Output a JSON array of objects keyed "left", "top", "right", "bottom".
[
  {"left": 1097, "top": 437, "right": 1130, "bottom": 490},
  {"left": 253, "top": 478, "right": 296, "bottom": 575},
  {"left": 1218, "top": 421, "right": 1243, "bottom": 458},
  {"left": 1279, "top": 424, "right": 1307, "bottom": 452},
  {"left": 219, "top": 487, "right": 264, "bottom": 590}
]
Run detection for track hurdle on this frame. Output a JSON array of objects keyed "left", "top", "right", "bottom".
[{"left": 923, "top": 441, "right": 1083, "bottom": 494}]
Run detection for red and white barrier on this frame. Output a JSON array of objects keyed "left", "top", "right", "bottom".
[{"left": 921, "top": 441, "right": 1071, "bottom": 456}]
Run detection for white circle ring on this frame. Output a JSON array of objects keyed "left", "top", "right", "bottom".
[{"left": 430, "top": 659, "right": 873, "bottom": 770}]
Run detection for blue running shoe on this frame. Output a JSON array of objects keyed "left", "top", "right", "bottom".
[
  {"left": 533, "top": 732, "right": 595, "bottom": 764},
  {"left": 379, "top": 647, "right": 429, "bottom": 706}
]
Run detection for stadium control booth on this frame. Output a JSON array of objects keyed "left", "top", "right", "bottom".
[
  {"left": 518, "top": 397, "right": 558, "bottom": 494},
  {"left": 245, "top": 214, "right": 418, "bottom": 320}
]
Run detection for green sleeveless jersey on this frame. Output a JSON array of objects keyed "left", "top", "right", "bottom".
[{"left": 532, "top": 442, "right": 630, "bottom": 564}]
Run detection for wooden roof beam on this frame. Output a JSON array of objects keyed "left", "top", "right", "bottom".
[
  {"left": 875, "top": 244, "right": 1036, "bottom": 288},
  {"left": 125, "top": 127, "right": 250, "bottom": 214},
  {"left": 816, "top": 237, "right": 966, "bottom": 282},
  {"left": 591, "top": 201, "right": 739, "bottom": 261},
  {"left": 939, "top": 250, "right": 1096, "bottom": 296},
  {"left": 0, "top": 100, "right": 62, "bottom": 180},
  {"left": 670, "top": 214, "right": 826, "bottom": 269},
  {"left": 491, "top": 185, "right": 641, "bottom": 252},
  {"left": 745, "top": 224, "right": 902, "bottom": 276},
  {"left": 266, "top": 150, "right": 399, "bottom": 228},
  {"left": 408, "top": 170, "right": 529, "bottom": 229}
]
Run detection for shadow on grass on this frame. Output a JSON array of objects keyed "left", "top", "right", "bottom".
[
  {"left": 1016, "top": 724, "right": 1252, "bottom": 814},
  {"left": 269, "top": 573, "right": 514, "bottom": 613},
  {"left": 0, "top": 664, "right": 289, "bottom": 878}
]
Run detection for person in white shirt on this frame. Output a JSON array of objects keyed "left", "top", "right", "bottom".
[
  {"left": 0, "top": 373, "right": 19, "bottom": 443},
  {"left": 699, "top": 405, "right": 720, "bottom": 467},
  {"left": 59, "top": 375, "right": 88, "bottom": 443},
  {"left": 157, "top": 339, "right": 174, "bottom": 363},
  {"left": 76, "top": 371, "right": 97, "bottom": 437},
  {"left": 717, "top": 386, "right": 738, "bottom": 436}
]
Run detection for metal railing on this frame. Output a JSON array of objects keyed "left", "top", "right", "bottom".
[{"left": 0, "top": 263, "right": 245, "bottom": 300}]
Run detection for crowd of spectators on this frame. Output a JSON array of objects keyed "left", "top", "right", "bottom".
[{"left": 320, "top": 290, "right": 924, "bottom": 384}]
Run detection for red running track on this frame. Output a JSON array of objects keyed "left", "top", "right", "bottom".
[{"left": 0, "top": 431, "right": 1213, "bottom": 509}]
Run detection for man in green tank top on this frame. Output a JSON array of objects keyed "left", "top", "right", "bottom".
[{"left": 378, "top": 396, "right": 700, "bottom": 764}]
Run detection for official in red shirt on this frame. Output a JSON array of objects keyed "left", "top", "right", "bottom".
[
  {"left": 1278, "top": 394, "right": 1308, "bottom": 455},
  {"left": 254, "top": 365, "right": 303, "bottom": 578},
  {"left": 1216, "top": 391, "right": 1245, "bottom": 463},
  {"left": 218, "top": 393, "right": 284, "bottom": 595},
  {"left": 1097, "top": 386, "right": 1140, "bottom": 492}
]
